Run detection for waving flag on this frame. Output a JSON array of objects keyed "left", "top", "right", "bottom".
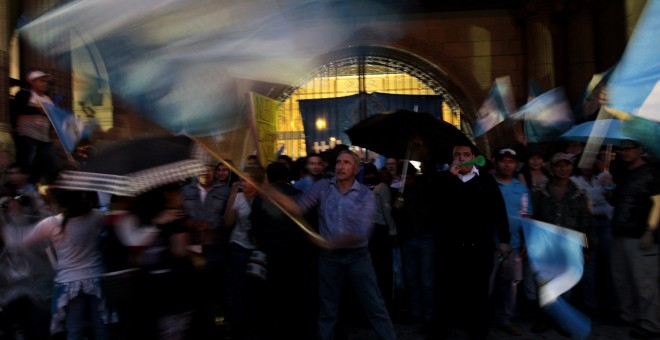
[
  {"left": 473, "top": 76, "right": 515, "bottom": 137},
  {"left": 41, "top": 102, "right": 89, "bottom": 153},
  {"left": 527, "top": 79, "right": 544, "bottom": 102},
  {"left": 607, "top": 1, "right": 660, "bottom": 122},
  {"left": 520, "top": 217, "right": 591, "bottom": 339},
  {"left": 517, "top": 88, "right": 574, "bottom": 143},
  {"left": 19, "top": 0, "right": 395, "bottom": 137},
  {"left": 574, "top": 70, "right": 612, "bottom": 123}
]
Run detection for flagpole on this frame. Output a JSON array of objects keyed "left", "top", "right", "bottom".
[{"left": 191, "top": 135, "right": 332, "bottom": 249}]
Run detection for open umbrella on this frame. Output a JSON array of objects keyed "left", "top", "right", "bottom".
[
  {"left": 559, "top": 119, "right": 637, "bottom": 145},
  {"left": 55, "top": 135, "right": 207, "bottom": 196},
  {"left": 345, "top": 109, "right": 473, "bottom": 164}
]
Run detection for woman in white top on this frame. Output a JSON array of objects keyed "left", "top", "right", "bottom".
[
  {"left": 224, "top": 166, "right": 265, "bottom": 339},
  {"left": 22, "top": 189, "right": 110, "bottom": 340}
]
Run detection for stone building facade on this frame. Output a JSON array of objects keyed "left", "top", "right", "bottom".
[{"left": 0, "top": 0, "right": 644, "bottom": 159}]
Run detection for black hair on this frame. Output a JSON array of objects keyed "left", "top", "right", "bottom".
[
  {"left": 266, "top": 162, "right": 289, "bottom": 183},
  {"left": 50, "top": 188, "right": 95, "bottom": 234},
  {"left": 133, "top": 183, "right": 181, "bottom": 225},
  {"left": 362, "top": 163, "right": 381, "bottom": 186}
]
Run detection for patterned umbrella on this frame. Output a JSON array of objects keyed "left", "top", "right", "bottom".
[{"left": 55, "top": 135, "right": 206, "bottom": 196}]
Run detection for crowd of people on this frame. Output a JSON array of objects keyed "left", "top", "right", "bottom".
[{"left": 1, "top": 71, "right": 660, "bottom": 340}]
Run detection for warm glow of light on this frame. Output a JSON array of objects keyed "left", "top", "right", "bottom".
[{"left": 316, "top": 118, "right": 326, "bottom": 130}]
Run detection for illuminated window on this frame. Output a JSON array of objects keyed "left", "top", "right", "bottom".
[{"left": 275, "top": 54, "right": 463, "bottom": 159}]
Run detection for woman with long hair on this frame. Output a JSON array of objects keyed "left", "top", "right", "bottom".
[{"left": 22, "top": 188, "right": 111, "bottom": 340}]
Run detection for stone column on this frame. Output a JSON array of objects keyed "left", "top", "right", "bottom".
[
  {"left": 565, "top": 0, "right": 596, "bottom": 104},
  {"left": 0, "top": 2, "right": 14, "bottom": 162},
  {"left": 524, "top": 0, "right": 556, "bottom": 91}
]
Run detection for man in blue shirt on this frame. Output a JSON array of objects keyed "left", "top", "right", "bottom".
[
  {"left": 276, "top": 150, "right": 396, "bottom": 340},
  {"left": 490, "top": 147, "right": 533, "bottom": 336}
]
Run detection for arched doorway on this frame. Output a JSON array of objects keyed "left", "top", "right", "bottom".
[{"left": 275, "top": 46, "right": 475, "bottom": 159}]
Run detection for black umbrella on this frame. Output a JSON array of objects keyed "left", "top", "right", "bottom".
[
  {"left": 55, "top": 135, "right": 207, "bottom": 196},
  {"left": 345, "top": 109, "right": 473, "bottom": 164}
]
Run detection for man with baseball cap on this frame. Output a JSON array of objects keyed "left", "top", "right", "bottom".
[
  {"left": 530, "top": 152, "right": 592, "bottom": 333},
  {"left": 12, "top": 70, "right": 58, "bottom": 183},
  {"left": 490, "top": 147, "right": 533, "bottom": 336}
]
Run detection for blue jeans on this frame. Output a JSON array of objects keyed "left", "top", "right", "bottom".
[
  {"left": 402, "top": 235, "right": 435, "bottom": 321},
  {"left": 65, "top": 293, "right": 108, "bottom": 340},
  {"left": 318, "top": 248, "right": 396, "bottom": 340},
  {"left": 493, "top": 248, "right": 523, "bottom": 325}
]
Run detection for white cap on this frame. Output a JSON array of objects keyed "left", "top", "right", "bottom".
[{"left": 27, "top": 71, "right": 51, "bottom": 82}]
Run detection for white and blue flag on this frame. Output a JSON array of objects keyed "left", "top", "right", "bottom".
[
  {"left": 41, "top": 102, "right": 89, "bottom": 153},
  {"left": 516, "top": 87, "right": 574, "bottom": 143},
  {"left": 520, "top": 217, "right": 591, "bottom": 339},
  {"left": 473, "top": 76, "right": 515, "bottom": 137},
  {"left": 607, "top": 1, "right": 660, "bottom": 122}
]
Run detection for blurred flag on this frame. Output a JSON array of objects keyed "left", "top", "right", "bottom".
[
  {"left": 520, "top": 217, "right": 591, "bottom": 339},
  {"left": 516, "top": 87, "right": 574, "bottom": 143},
  {"left": 508, "top": 79, "right": 543, "bottom": 121},
  {"left": 19, "top": 0, "right": 394, "bottom": 137},
  {"left": 620, "top": 115, "right": 660, "bottom": 157},
  {"left": 41, "top": 102, "right": 87, "bottom": 153},
  {"left": 473, "top": 76, "right": 515, "bottom": 137},
  {"left": 544, "top": 297, "right": 591, "bottom": 340},
  {"left": 607, "top": 1, "right": 660, "bottom": 123},
  {"left": 527, "top": 79, "right": 543, "bottom": 102},
  {"left": 574, "top": 69, "right": 612, "bottom": 123}
]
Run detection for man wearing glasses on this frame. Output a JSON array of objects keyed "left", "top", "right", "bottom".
[{"left": 610, "top": 139, "right": 660, "bottom": 339}]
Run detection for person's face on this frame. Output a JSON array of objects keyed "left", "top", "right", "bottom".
[
  {"left": 306, "top": 156, "right": 324, "bottom": 176},
  {"left": 385, "top": 158, "right": 397, "bottom": 176},
  {"left": 453, "top": 146, "right": 475, "bottom": 175},
  {"left": 495, "top": 157, "right": 517, "bottom": 178},
  {"left": 198, "top": 166, "right": 215, "bottom": 187},
  {"left": 216, "top": 164, "right": 230, "bottom": 182},
  {"left": 619, "top": 142, "right": 643, "bottom": 163},
  {"left": 335, "top": 153, "right": 359, "bottom": 182},
  {"left": 527, "top": 155, "right": 545, "bottom": 170},
  {"left": 30, "top": 77, "right": 49, "bottom": 94},
  {"left": 551, "top": 160, "right": 573, "bottom": 179},
  {"left": 246, "top": 158, "right": 258, "bottom": 168}
]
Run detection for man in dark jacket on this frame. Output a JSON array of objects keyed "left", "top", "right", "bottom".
[
  {"left": 610, "top": 140, "right": 660, "bottom": 339},
  {"left": 250, "top": 162, "right": 316, "bottom": 339},
  {"left": 432, "top": 143, "right": 511, "bottom": 339}
]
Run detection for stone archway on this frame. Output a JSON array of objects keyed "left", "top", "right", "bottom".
[{"left": 274, "top": 44, "right": 486, "bottom": 158}]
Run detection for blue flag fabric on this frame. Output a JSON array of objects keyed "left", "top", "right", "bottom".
[
  {"left": 473, "top": 76, "right": 515, "bottom": 137},
  {"left": 20, "top": 0, "right": 401, "bottom": 136},
  {"left": 519, "top": 217, "right": 591, "bottom": 339},
  {"left": 516, "top": 88, "right": 574, "bottom": 143},
  {"left": 620, "top": 115, "right": 660, "bottom": 157},
  {"left": 41, "top": 102, "right": 85, "bottom": 153},
  {"left": 527, "top": 79, "right": 543, "bottom": 102},
  {"left": 544, "top": 297, "right": 592, "bottom": 340},
  {"left": 607, "top": 1, "right": 660, "bottom": 123}
]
